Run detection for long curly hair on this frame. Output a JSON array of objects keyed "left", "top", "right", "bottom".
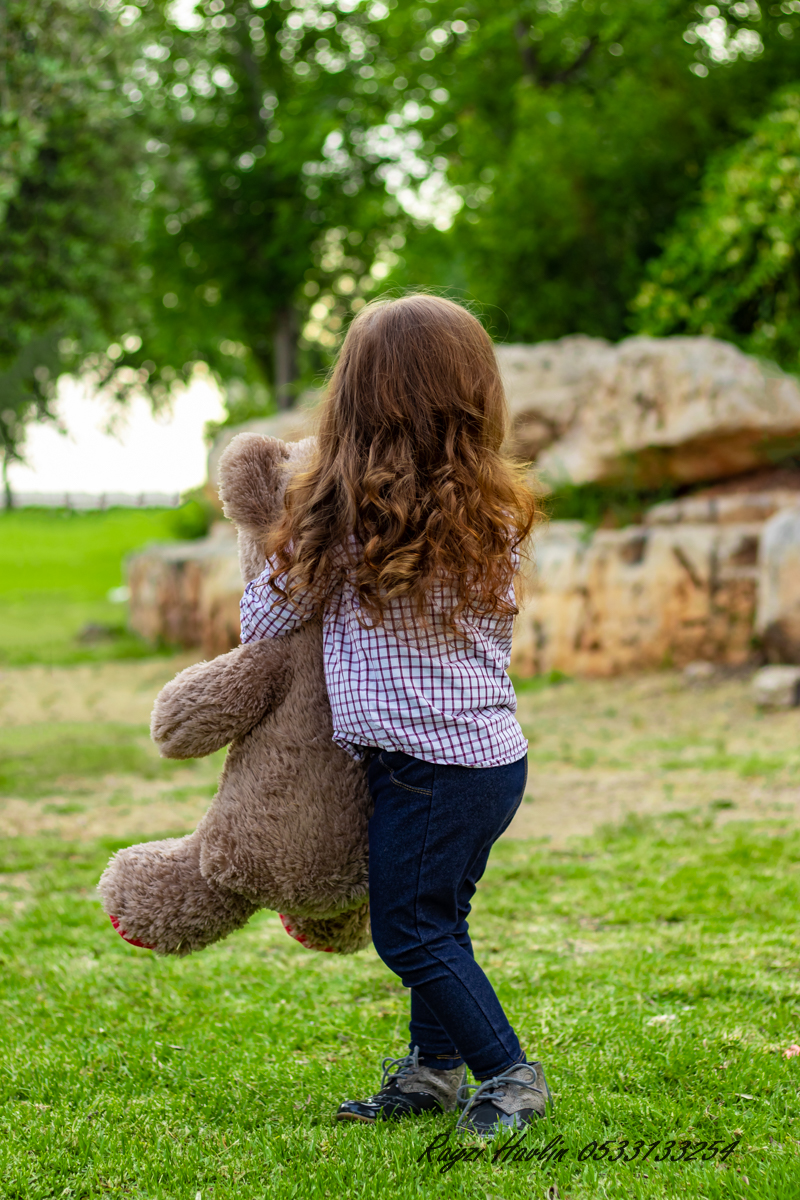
[{"left": 267, "top": 294, "right": 537, "bottom": 629}]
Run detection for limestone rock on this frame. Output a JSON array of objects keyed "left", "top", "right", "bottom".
[
  {"left": 683, "top": 661, "right": 716, "bottom": 683},
  {"left": 751, "top": 665, "right": 800, "bottom": 709},
  {"left": 206, "top": 339, "right": 800, "bottom": 494},
  {"left": 511, "top": 519, "right": 761, "bottom": 677},
  {"left": 129, "top": 508, "right": 773, "bottom": 679},
  {"left": 496, "top": 338, "right": 615, "bottom": 462},
  {"left": 127, "top": 523, "right": 242, "bottom": 657},
  {"left": 198, "top": 550, "right": 245, "bottom": 659},
  {"left": 756, "top": 505, "right": 800, "bottom": 664},
  {"left": 504, "top": 335, "right": 800, "bottom": 487},
  {"left": 645, "top": 489, "right": 800, "bottom": 527}
]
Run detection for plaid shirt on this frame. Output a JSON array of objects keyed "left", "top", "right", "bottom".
[{"left": 239, "top": 556, "right": 528, "bottom": 769}]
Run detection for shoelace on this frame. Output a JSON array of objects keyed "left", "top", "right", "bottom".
[
  {"left": 380, "top": 1044, "right": 421, "bottom": 1090},
  {"left": 455, "top": 1062, "right": 543, "bottom": 1131}
]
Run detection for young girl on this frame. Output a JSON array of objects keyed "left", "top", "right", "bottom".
[{"left": 239, "top": 294, "right": 550, "bottom": 1137}]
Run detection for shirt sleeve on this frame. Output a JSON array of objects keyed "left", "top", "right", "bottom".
[{"left": 239, "top": 557, "right": 316, "bottom": 643}]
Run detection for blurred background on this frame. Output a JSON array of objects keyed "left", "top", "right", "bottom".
[{"left": 4, "top": 0, "right": 800, "bottom": 667}]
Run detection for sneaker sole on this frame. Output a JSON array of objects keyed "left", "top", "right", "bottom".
[{"left": 334, "top": 1111, "right": 376, "bottom": 1124}]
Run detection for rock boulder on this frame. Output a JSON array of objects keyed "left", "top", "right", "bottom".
[
  {"left": 496, "top": 337, "right": 615, "bottom": 462},
  {"left": 756, "top": 505, "right": 800, "bottom": 664},
  {"left": 498, "top": 336, "right": 800, "bottom": 488},
  {"left": 751, "top": 665, "right": 800, "bottom": 709},
  {"left": 512, "top": 519, "right": 761, "bottom": 677}
]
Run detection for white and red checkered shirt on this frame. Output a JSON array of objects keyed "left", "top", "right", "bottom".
[{"left": 239, "top": 555, "right": 528, "bottom": 769}]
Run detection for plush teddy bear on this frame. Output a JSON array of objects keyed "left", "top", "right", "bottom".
[{"left": 98, "top": 433, "right": 372, "bottom": 956}]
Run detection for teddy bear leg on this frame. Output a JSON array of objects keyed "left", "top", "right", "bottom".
[
  {"left": 279, "top": 904, "right": 371, "bottom": 955},
  {"left": 98, "top": 832, "right": 258, "bottom": 956}
]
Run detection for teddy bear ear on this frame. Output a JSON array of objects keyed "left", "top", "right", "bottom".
[{"left": 216, "top": 433, "right": 293, "bottom": 532}]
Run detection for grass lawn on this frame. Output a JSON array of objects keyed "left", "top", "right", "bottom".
[
  {"left": 0, "top": 817, "right": 798, "bottom": 1199},
  {"left": 1, "top": 666, "right": 800, "bottom": 1198},
  {"left": 0, "top": 506, "right": 205, "bottom": 667},
  {"left": 2, "top": 510, "right": 799, "bottom": 1200}
]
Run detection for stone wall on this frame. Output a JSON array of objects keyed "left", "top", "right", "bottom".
[
  {"left": 127, "top": 334, "right": 800, "bottom": 676},
  {"left": 756, "top": 506, "right": 800, "bottom": 664},
  {"left": 127, "top": 523, "right": 241, "bottom": 659},
  {"left": 127, "top": 495, "right": 800, "bottom": 676},
  {"left": 512, "top": 520, "right": 760, "bottom": 677}
]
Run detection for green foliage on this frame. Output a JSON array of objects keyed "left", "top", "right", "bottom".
[
  {"left": 1, "top": 818, "right": 799, "bottom": 1196},
  {"left": 0, "top": 332, "right": 63, "bottom": 498},
  {"left": 633, "top": 85, "right": 800, "bottom": 371},
  {"left": 131, "top": 0, "right": 408, "bottom": 400},
  {"left": 0, "top": 506, "right": 188, "bottom": 665},
  {"left": 6, "top": 0, "right": 800, "bottom": 467},
  {"left": 545, "top": 480, "right": 679, "bottom": 528},
  {"left": 387, "top": 0, "right": 800, "bottom": 344},
  {"left": 164, "top": 496, "right": 213, "bottom": 541},
  {"left": 0, "top": 0, "right": 158, "bottom": 469}
]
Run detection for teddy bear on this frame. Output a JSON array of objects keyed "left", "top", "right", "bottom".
[{"left": 98, "top": 432, "right": 373, "bottom": 956}]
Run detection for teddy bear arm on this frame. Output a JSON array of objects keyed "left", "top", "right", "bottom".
[{"left": 151, "top": 638, "right": 293, "bottom": 759}]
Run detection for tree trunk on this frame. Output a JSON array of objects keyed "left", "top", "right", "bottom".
[
  {"left": 2, "top": 449, "right": 12, "bottom": 510},
  {"left": 274, "top": 306, "right": 298, "bottom": 411}
]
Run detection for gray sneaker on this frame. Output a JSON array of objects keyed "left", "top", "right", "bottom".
[
  {"left": 456, "top": 1061, "right": 552, "bottom": 1137},
  {"left": 336, "top": 1046, "right": 466, "bottom": 1123}
]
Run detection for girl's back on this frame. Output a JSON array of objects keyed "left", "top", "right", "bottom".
[
  {"left": 240, "top": 294, "right": 549, "bottom": 1138},
  {"left": 241, "top": 293, "right": 536, "bottom": 770}
]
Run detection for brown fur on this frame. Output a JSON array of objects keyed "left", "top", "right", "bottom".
[{"left": 98, "top": 434, "right": 372, "bottom": 956}]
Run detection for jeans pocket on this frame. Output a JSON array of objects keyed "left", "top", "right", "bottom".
[{"left": 378, "top": 751, "right": 434, "bottom": 796}]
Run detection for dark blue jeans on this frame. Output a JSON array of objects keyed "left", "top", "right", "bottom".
[{"left": 367, "top": 748, "right": 528, "bottom": 1081}]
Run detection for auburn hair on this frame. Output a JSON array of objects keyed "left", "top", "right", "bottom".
[{"left": 267, "top": 293, "right": 537, "bottom": 629}]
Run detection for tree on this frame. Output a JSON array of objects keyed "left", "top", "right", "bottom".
[
  {"left": 1, "top": 0, "right": 453, "bottom": 484},
  {"left": 131, "top": 0, "right": 416, "bottom": 411},
  {"left": 632, "top": 84, "right": 800, "bottom": 372},
  {"left": 377, "top": 0, "right": 800, "bottom": 343},
  {"left": 8, "top": 0, "right": 800, "bottom": 488},
  {"left": 0, "top": 0, "right": 155, "bottom": 499}
]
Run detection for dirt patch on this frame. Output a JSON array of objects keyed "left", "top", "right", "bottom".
[
  {"left": 3, "top": 659, "right": 800, "bottom": 848},
  {"left": 0, "top": 657, "right": 218, "bottom": 843},
  {"left": 505, "top": 767, "right": 800, "bottom": 845},
  {"left": 0, "top": 655, "right": 200, "bottom": 728},
  {"left": 0, "top": 773, "right": 214, "bottom": 841},
  {"left": 504, "top": 670, "right": 800, "bottom": 846}
]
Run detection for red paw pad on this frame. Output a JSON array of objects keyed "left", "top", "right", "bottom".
[
  {"left": 279, "top": 913, "right": 334, "bottom": 953},
  {"left": 109, "top": 914, "right": 155, "bottom": 950}
]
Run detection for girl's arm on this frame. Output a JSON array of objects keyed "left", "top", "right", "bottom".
[{"left": 240, "top": 557, "right": 316, "bottom": 643}]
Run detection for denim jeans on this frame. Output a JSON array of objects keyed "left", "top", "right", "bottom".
[{"left": 366, "top": 748, "right": 528, "bottom": 1081}]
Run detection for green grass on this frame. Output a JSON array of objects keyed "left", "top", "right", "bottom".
[
  {"left": 511, "top": 668, "right": 572, "bottom": 694},
  {"left": 0, "top": 506, "right": 207, "bottom": 666},
  {"left": 520, "top": 702, "right": 800, "bottom": 785},
  {"left": 0, "top": 723, "right": 216, "bottom": 800},
  {"left": 1, "top": 815, "right": 798, "bottom": 1198}
]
